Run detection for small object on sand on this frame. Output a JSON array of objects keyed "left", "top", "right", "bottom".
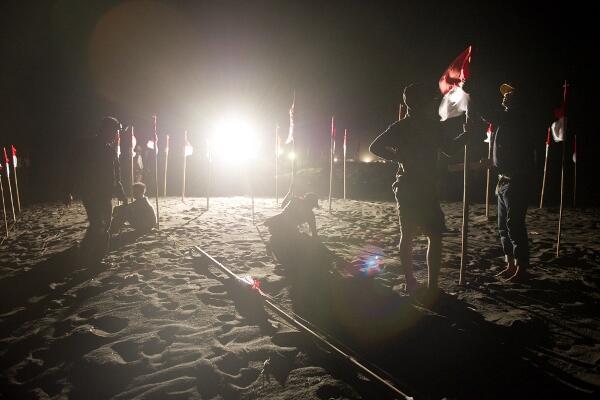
[{"left": 259, "top": 357, "right": 273, "bottom": 385}]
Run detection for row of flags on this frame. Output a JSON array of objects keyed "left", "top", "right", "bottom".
[{"left": 0, "top": 146, "right": 18, "bottom": 175}]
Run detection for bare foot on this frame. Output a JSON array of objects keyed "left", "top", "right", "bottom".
[
  {"left": 504, "top": 267, "right": 529, "bottom": 283},
  {"left": 495, "top": 264, "right": 517, "bottom": 278}
]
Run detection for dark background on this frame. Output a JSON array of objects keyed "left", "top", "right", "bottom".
[{"left": 1, "top": 0, "right": 596, "bottom": 204}]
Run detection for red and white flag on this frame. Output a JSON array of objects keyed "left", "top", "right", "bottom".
[
  {"left": 116, "top": 131, "right": 121, "bottom": 157},
  {"left": 484, "top": 123, "right": 493, "bottom": 143},
  {"left": 343, "top": 129, "right": 347, "bottom": 156},
  {"left": 165, "top": 134, "right": 170, "bottom": 154},
  {"left": 551, "top": 84, "right": 568, "bottom": 142},
  {"left": 3, "top": 147, "right": 9, "bottom": 177},
  {"left": 286, "top": 97, "right": 295, "bottom": 144},
  {"left": 573, "top": 135, "right": 577, "bottom": 163},
  {"left": 184, "top": 131, "right": 193, "bottom": 157},
  {"left": 11, "top": 145, "right": 17, "bottom": 168},
  {"left": 438, "top": 46, "right": 472, "bottom": 121}
]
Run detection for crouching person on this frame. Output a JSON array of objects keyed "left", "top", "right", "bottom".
[
  {"left": 264, "top": 192, "right": 319, "bottom": 265},
  {"left": 110, "top": 182, "right": 156, "bottom": 235}
]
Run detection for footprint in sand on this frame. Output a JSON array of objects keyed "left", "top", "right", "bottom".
[
  {"left": 216, "top": 314, "right": 236, "bottom": 322},
  {"left": 207, "top": 285, "right": 227, "bottom": 294},
  {"left": 142, "top": 337, "right": 167, "bottom": 355},
  {"left": 112, "top": 340, "right": 140, "bottom": 362},
  {"left": 92, "top": 316, "right": 129, "bottom": 333},
  {"left": 197, "top": 293, "right": 230, "bottom": 307}
]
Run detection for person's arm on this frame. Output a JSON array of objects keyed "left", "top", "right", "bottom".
[{"left": 369, "top": 121, "right": 403, "bottom": 161}]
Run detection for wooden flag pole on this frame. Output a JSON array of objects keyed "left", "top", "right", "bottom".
[
  {"left": 573, "top": 135, "right": 577, "bottom": 208},
  {"left": 1, "top": 173, "right": 8, "bottom": 238},
  {"left": 182, "top": 138, "right": 188, "bottom": 203},
  {"left": 556, "top": 80, "right": 568, "bottom": 257},
  {"left": 153, "top": 115, "right": 160, "bottom": 229},
  {"left": 12, "top": 162, "right": 21, "bottom": 213},
  {"left": 485, "top": 133, "right": 491, "bottom": 218},
  {"left": 131, "top": 126, "right": 135, "bottom": 201},
  {"left": 343, "top": 128, "right": 347, "bottom": 200},
  {"left": 275, "top": 124, "right": 279, "bottom": 205},
  {"left": 539, "top": 128, "right": 551, "bottom": 208},
  {"left": 164, "top": 135, "right": 169, "bottom": 197},
  {"left": 459, "top": 115, "right": 470, "bottom": 285},
  {"left": 3, "top": 151, "right": 16, "bottom": 223},
  {"left": 556, "top": 141, "right": 566, "bottom": 257},
  {"left": 328, "top": 115, "right": 334, "bottom": 212},
  {"left": 206, "top": 139, "right": 211, "bottom": 211}
]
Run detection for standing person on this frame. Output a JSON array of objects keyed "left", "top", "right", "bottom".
[
  {"left": 369, "top": 83, "right": 446, "bottom": 294},
  {"left": 484, "top": 83, "right": 536, "bottom": 281},
  {"left": 68, "top": 116, "right": 128, "bottom": 257}
]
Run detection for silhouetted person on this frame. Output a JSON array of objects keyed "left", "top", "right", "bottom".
[
  {"left": 110, "top": 182, "right": 156, "bottom": 234},
  {"left": 68, "top": 116, "right": 128, "bottom": 257},
  {"left": 266, "top": 192, "right": 319, "bottom": 238},
  {"left": 483, "top": 83, "right": 536, "bottom": 281},
  {"left": 370, "top": 83, "right": 445, "bottom": 293}
]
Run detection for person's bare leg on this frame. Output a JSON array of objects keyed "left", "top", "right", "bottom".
[
  {"left": 495, "top": 254, "right": 517, "bottom": 278},
  {"left": 399, "top": 224, "right": 418, "bottom": 293},
  {"left": 426, "top": 233, "right": 441, "bottom": 290}
]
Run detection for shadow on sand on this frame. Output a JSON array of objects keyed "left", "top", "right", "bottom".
[{"left": 265, "top": 233, "right": 597, "bottom": 400}]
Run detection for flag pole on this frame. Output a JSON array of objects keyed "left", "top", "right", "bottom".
[
  {"left": 164, "top": 134, "right": 169, "bottom": 197},
  {"left": 459, "top": 114, "right": 470, "bottom": 285},
  {"left": 573, "top": 135, "right": 577, "bottom": 208},
  {"left": 557, "top": 140, "right": 565, "bottom": 257},
  {"left": 343, "top": 128, "right": 347, "bottom": 200},
  {"left": 152, "top": 115, "right": 160, "bottom": 229},
  {"left": 182, "top": 135, "right": 187, "bottom": 202},
  {"left": 11, "top": 151, "right": 21, "bottom": 213},
  {"left": 131, "top": 126, "right": 135, "bottom": 201},
  {"left": 539, "top": 127, "right": 551, "bottom": 208},
  {"left": 485, "top": 131, "right": 491, "bottom": 218},
  {"left": 3, "top": 148, "right": 16, "bottom": 223},
  {"left": 206, "top": 139, "right": 211, "bottom": 211},
  {"left": 556, "top": 80, "right": 568, "bottom": 257},
  {"left": 275, "top": 124, "right": 279, "bottom": 205},
  {"left": 0, "top": 172, "right": 8, "bottom": 238},
  {"left": 328, "top": 115, "right": 334, "bottom": 212}
]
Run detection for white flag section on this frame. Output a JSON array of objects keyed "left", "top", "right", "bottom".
[
  {"left": 185, "top": 144, "right": 193, "bottom": 157},
  {"left": 438, "top": 86, "right": 470, "bottom": 121},
  {"left": 551, "top": 117, "right": 565, "bottom": 142}
]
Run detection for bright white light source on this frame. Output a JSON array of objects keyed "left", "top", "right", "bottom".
[
  {"left": 211, "top": 115, "right": 259, "bottom": 163},
  {"left": 334, "top": 157, "right": 338, "bottom": 162},
  {"left": 287, "top": 151, "right": 296, "bottom": 160},
  {"left": 361, "top": 156, "right": 372, "bottom": 163}
]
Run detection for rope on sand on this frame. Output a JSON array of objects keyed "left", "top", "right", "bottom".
[{"left": 191, "top": 245, "right": 415, "bottom": 400}]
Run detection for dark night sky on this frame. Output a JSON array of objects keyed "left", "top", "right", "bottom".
[{"left": 1, "top": 0, "right": 597, "bottom": 199}]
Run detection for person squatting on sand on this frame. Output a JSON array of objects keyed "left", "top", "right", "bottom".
[
  {"left": 264, "top": 192, "right": 319, "bottom": 263},
  {"left": 477, "top": 83, "right": 536, "bottom": 282},
  {"left": 369, "top": 83, "right": 447, "bottom": 294},
  {"left": 67, "top": 116, "right": 128, "bottom": 257},
  {"left": 110, "top": 182, "right": 156, "bottom": 235}
]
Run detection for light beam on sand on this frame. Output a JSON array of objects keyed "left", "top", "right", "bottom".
[{"left": 211, "top": 115, "right": 259, "bottom": 163}]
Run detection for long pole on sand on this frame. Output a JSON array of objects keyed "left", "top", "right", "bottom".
[
  {"left": 192, "top": 245, "right": 414, "bottom": 400},
  {"left": 459, "top": 115, "right": 470, "bottom": 285},
  {"left": 539, "top": 127, "right": 551, "bottom": 208}
]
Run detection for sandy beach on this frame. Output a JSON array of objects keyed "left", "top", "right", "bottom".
[{"left": 1, "top": 197, "right": 599, "bottom": 399}]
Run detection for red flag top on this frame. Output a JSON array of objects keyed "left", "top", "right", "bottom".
[
  {"left": 439, "top": 46, "right": 472, "bottom": 95},
  {"left": 11, "top": 145, "right": 17, "bottom": 168}
]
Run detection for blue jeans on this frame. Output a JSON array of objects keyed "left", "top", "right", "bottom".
[{"left": 496, "top": 177, "right": 529, "bottom": 269}]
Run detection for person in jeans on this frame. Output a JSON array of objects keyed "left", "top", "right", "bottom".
[{"left": 487, "top": 83, "right": 536, "bottom": 281}]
